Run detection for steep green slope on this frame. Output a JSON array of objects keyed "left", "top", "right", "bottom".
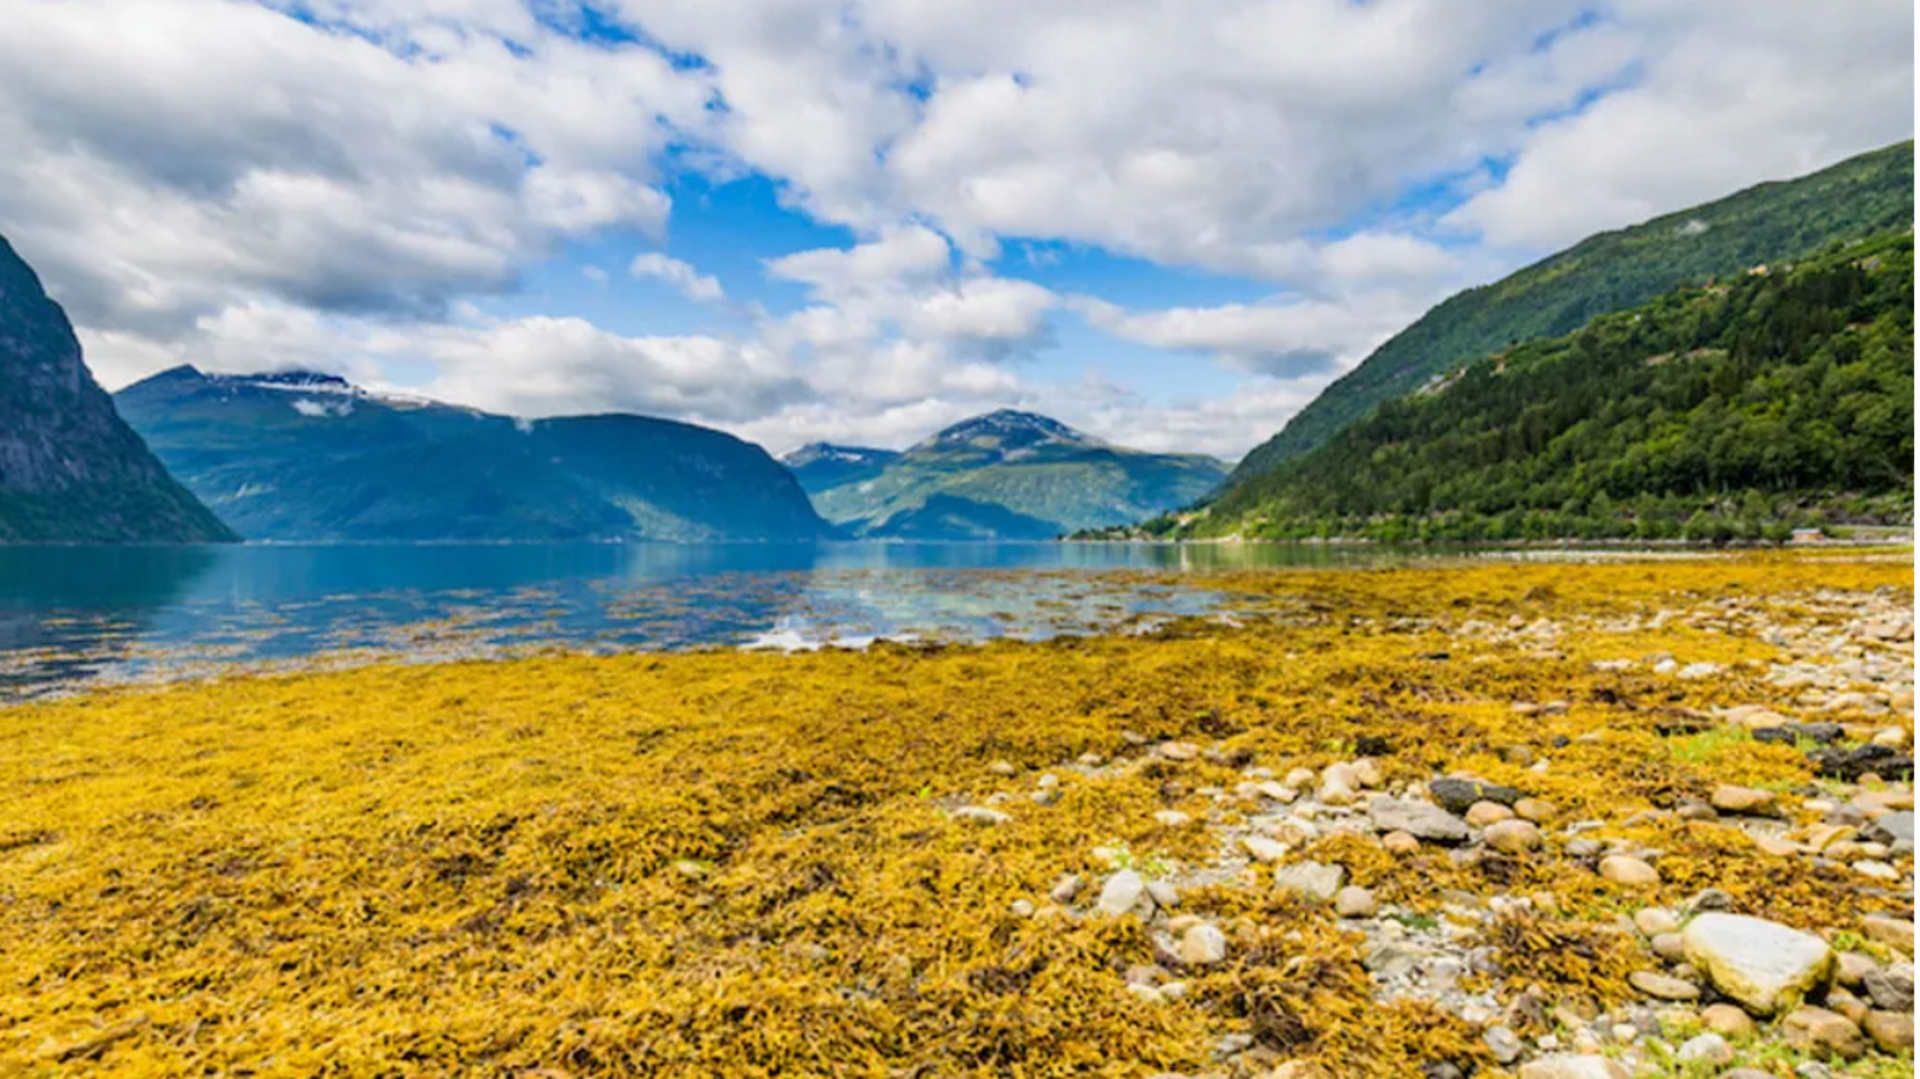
[
  {"left": 114, "top": 368, "right": 830, "bottom": 543},
  {"left": 1229, "top": 140, "right": 1915, "bottom": 486},
  {"left": 1184, "top": 231, "right": 1913, "bottom": 542},
  {"left": 810, "top": 410, "right": 1228, "bottom": 539},
  {"left": 0, "top": 237, "right": 234, "bottom": 543}
]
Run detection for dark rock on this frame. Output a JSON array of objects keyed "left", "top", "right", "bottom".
[
  {"left": 1428, "top": 777, "right": 1525, "bottom": 815},
  {"left": 1753, "top": 727, "right": 1798, "bottom": 746},
  {"left": 1810, "top": 745, "right": 1914, "bottom": 782},
  {"left": 1354, "top": 735, "right": 1393, "bottom": 757},
  {"left": 1789, "top": 722, "right": 1845, "bottom": 744}
]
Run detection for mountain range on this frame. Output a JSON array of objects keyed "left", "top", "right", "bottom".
[
  {"left": 1227, "top": 139, "right": 1916, "bottom": 487},
  {"left": 0, "top": 235, "right": 234, "bottom": 543},
  {"left": 791, "top": 411, "right": 1227, "bottom": 540},
  {"left": 114, "top": 367, "right": 829, "bottom": 543}
]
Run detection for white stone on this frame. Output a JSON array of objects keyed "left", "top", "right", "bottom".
[
  {"left": 1682, "top": 912, "right": 1835, "bottom": 1017},
  {"left": 1096, "top": 870, "right": 1148, "bottom": 917}
]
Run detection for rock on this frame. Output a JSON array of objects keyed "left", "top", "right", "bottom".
[
  {"left": 1333, "top": 885, "right": 1377, "bottom": 918},
  {"left": 1253, "top": 781, "right": 1299, "bottom": 804},
  {"left": 1152, "top": 810, "right": 1191, "bottom": 828},
  {"left": 1516, "top": 1056, "right": 1629, "bottom": 1079},
  {"left": 1147, "top": 880, "right": 1180, "bottom": 910},
  {"left": 1050, "top": 874, "right": 1084, "bottom": 904},
  {"left": 1826, "top": 986, "right": 1870, "bottom": 1024},
  {"left": 1862, "top": 1009, "right": 1914, "bottom": 1052},
  {"left": 1873, "top": 727, "right": 1911, "bottom": 748},
  {"left": 1272, "top": 861, "right": 1346, "bottom": 904},
  {"left": 1243, "top": 835, "right": 1290, "bottom": 863},
  {"left": 1781, "top": 1005, "right": 1866, "bottom": 1060},
  {"left": 1158, "top": 741, "right": 1200, "bottom": 761},
  {"left": 1649, "top": 933, "right": 1686, "bottom": 961},
  {"left": 1810, "top": 744, "right": 1913, "bottom": 783},
  {"left": 1320, "top": 777, "right": 1358, "bottom": 806},
  {"left": 1675, "top": 1032, "right": 1731, "bottom": 1065},
  {"left": 1382, "top": 830, "right": 1421, "bottom": 855},
  {"left": 1598, "top": 855, "right": 1660, "bottom": 887},
  {"left": 1465, "top": 801, "right": 1514, "bottom": 827},
  {"left": 1513, "top": 797, "right": 1557, "bottom": 823},
  {"left": 1178, "top": 923, "right": 1228, "bottom": 967},
  {"left": 1710, "top": 784, "right": 1778, "bottom": 815},
  {"left": 1863, "top": 963, "right": 1914, "bottom": 1011},
  {"left": 1483, "top": 1025, "right": 1524, "bottom": 1064},
  {"left": 1628, "top": 970, "right": 1699, "bottom": 1001},
  {"left": 1096, "top": 870, "right": 1148, "bottom": 917},
  {"left": 1855, "top": 859, "right": 1900, "bottom": 880},
  {"left": 1863, "top": 809, "right": 1915, "bottom": 851},
  {"left": 1368, "top": 797, "right": 1470, "bottom": 844},
  {"left": 1125, "top": 982, "right": 1165, "bottom": 1005},
  {"left": 1482, "top": 819, "right": 1543, "bottom": 854},
  {"left": 1861, "top": 914, "right": 1915, "bottom": 953},
  {"left": 987, "top": 760, "right": 1017, "bottom": 776},
  {"left": 955, "top": 806, "right": 1010, "bottom": 825},
  {"left": 1683, "top": 913, "right": 1835, "bottom": 1016},
  {"left": 1009, "top": 899, "right": 1034, "bottom": 917},
  {"left": 1352, "top": 758, "right": 1382, "bottom": 787},
  {"left": 1633, "top": 908, "right": 1680, "bottom": 937},
  {"left": 1836, "top": 952, "right": 1877, "bottom": 988},
  {"left": 1428, "top": 777, "right": 1525, "bottom": 815},
  {"left": 1284, "top": 767, "right": 1316, "bottom": 790},
  {"left": 1699, "top": 1002, "right": 1756, "bottom": 1039}
]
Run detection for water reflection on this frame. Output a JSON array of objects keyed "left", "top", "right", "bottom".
[{"left": 0, "top": 541, "right": 1428, "bottom": 698}]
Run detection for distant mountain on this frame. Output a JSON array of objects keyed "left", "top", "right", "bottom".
[
  {"left": 781, "top": 443, "right": 901, "bottom": 495},
  {"left": 114, "top": 367, "right": 830, "bottom": 543},
  {"left": 1228, "top": 139, "right": 1917, "bottom": 486},
  {"left": 808, "top": 409, "right": 1227, "bottom": 539},
  {"left": 0, "top": 236, "right": 234, "bottom": 543},
  {"left": 1180, "top": 231, "right": 1914, "bottom": 542}
]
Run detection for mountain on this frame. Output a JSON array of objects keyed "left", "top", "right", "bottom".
[
  {"left": 807, "top": 409, "right": 1228, "bottom": 539},
  {"left": 1178, "top": 230, "right": 1913, "bottom": 542},
  {"left": 114, "top": 367, "right": 830, "bottom": 543},
  {"left": 1228, "top": 140, "right": 1916, "bottom": 487},
  {"left": 781, "top": 443, "right": 901, "bottom": 495},
  {"left": 0, "top": 237, "right": 234, "bottom": 543}
]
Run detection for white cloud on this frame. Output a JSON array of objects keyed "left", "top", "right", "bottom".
[
  {"left": 7, "top": 0, "right": 1913, "bottom": 460},
  {"left": 629, "top": 252, "right": 725, "bottom": 302},
  {"left": 1069, "top": 291, "right": 1424, "bottom": 379}
]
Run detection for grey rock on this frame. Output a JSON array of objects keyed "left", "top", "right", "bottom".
[
  {"left": 1483, "top": 1024, "right": 1524, "bottom": 1065},
  {"left": 1683, "top": 912, "right": 1835, "bottom": 1016},
  {"left": 1272, "top": 861, "right": 1346, "bottom": 903},
  {"left": 1863, "top": 962, "right": 1914, "bottom": 1012},
  {"left": 1367, "top": 796, "right": 1470, "bottom": 844}
]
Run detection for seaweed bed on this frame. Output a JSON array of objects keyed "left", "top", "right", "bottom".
[{"left": 0, "top": 555, "right": 1912, "bottom": 1077}]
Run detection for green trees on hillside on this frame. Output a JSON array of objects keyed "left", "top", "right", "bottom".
[{"left": 1186, "top": 232, "right": 1914, "bottom": 543}]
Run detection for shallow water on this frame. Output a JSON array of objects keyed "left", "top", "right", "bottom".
[{"left": 0, "top": 541, "right": 1450, "bottom": 697}]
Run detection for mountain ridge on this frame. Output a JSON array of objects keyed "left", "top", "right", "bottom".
[
  {"left": 1226, "top": 139, "right": 1917, "bottom": 487},
  {"left": 0, "top": 239, "right": 235, "bottom": 544},
  {"left": 805, "top": 410, "right": 1227, "bottom": 540},
  {"left": 115, "top": 366, "right": 830, "bottom": 543}
]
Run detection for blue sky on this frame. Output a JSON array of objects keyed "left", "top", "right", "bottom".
[{"left": 0, "top": 0, "right": 1910, "bottom": 458}]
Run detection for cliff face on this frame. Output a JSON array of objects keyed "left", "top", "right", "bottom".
[{"left": 0, "top": 236, "right": 235, "bottom": 543}]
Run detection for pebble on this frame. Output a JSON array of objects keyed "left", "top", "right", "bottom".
[
  {"left": 1513, "top": 797, "right": 1557, "bottom": 822},
  {"left": 955, "top": 806, "right": 1010, "bottom": 825},
  {"left": 1483, "top": 1025, "right": 1523, "bottom": 1064},
  {"left": 1333, "top": 885, "right": 1377, "bottom": 918},
  {"left": 1649, "top": 932, "right": 1685, "bottom": 961},
  {"left": 1633, "top": 908, "right": 1680, "bottom": 937},
  {"left": 1781, "top": 1005, "right": 1867, "bottom": 1060},
  {"left": 1598, "top": 855, "right": 1660, "bottom": 887},
  {"left": 1158, "top": 741, "right": 1199, "bottom": 761},
  {"left": 1482, "top": 819, "right": 1543, "bottom": 854},
  {"left": 1153, "top": 810, "right": 1191, "bottom": 828},
  {"left": 1050, "top": 874, "right": 1083, "bottom": 904},
  {"left": 1382, "top": 830, "right": 1421, "bottom": 855},
  {"left": 1836, "top": 951, "right": 1877, "bottom": 988},
  {"left": 1464, "top": 801, "right": 1514, "bottom": 827},
  {"left": 1627, "top": 970, "right": 1699, "bottom": 1001},
  {"left": 1862, "top": 1009, "right": 1914, "bottom": 1051},
  {"left": 1861, "top": 914, "right": 1915, "bottom": 953},
  {"left": 1675, "top": 1032, "right": 1732, "bottom": 1065},
  {"left": 1516, "top": 1055, "right": 1629, "bottom": 1079},
  {"left": 1178, "top": 923, "right": 1228, "bottom": 966},
  {"left": 1862, "top": 962, "right": 1913, "bottom": 1011},
  {"left": 1243, "top": 835, "right": 1290, "bottom": 863},
  {"left": 1271, "top": 861, "right": 1346, "bottom": 903},
  {"left": 1699, "top": 1002, "right": 1756, "bottom": 1039},
  {"left": 1096, "top": 870, "right": 1147, "bottom": 917},
  {"left": 1711, "top": 784, "right": 1778, "bottom": 815},
  {"left": 1368, "top": 797, "right": 1470, "bottom": 844}
]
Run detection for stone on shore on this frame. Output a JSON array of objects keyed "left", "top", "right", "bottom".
[
  {"left": 1780, "top": 1006, "right": 1866, "bottom": 1060},
  {"left": 1516, "top": 1056, "right": 1629, "bottom": 1079},
  {"left": 1368, "top": 797, "right": 1469, "bottom": 843},
  {"left": 1428, "top": 777, "right": 1525, "bottom": 815},
  {"left": 1272, "top": 861, "right": 1346, "bottom": 903},
  {"left": 1682, "top": 913, "right": 1835, "bottom": 1016},
  {"left": 1598, "top": 855, "right": 1660, "bottom": 887},
  {"left": 1096, "top": 870, "right": 1148, "bottom": 917}
]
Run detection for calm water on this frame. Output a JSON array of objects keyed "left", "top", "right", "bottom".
[{"left": 0, "top": 542, "right": 1434, "bottom": 698}]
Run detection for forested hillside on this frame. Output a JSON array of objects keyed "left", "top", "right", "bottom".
[
  {"left": 1227, "top": 141, "right": 1915, "bottom": 485},
  {"left": 1177, "top": 231, "right": 1913, "bottom": 542}
]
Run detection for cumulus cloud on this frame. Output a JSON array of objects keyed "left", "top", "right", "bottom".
[
  {"left": 629, "top": 252, "right": 726, "bottom": 303},
  {"left": 1069, "top": 292, "right": 1425, "bottom": 379},
  {"left": 3, "top": 0, "right": 1911, "bottom": 459}
]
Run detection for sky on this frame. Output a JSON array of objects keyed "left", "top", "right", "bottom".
[{"left": 0, "top": 1, "right": 1912, "bottom": 460}]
